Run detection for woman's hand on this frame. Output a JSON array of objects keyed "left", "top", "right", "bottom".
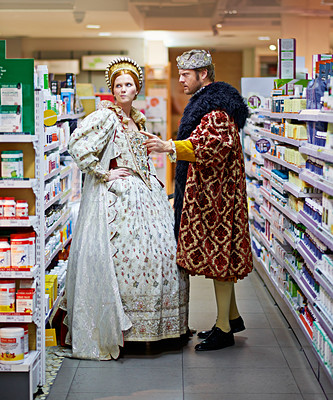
[
  {"left": 141, "top": 131, "right": 173, "bottom": 153},
  {"left": 106, "top": 168, "right": 131, "bottom": 182}
]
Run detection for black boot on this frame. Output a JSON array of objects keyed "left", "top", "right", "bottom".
[
  {"left": 197, "top": 316, "right": 245, "bottom": 339},
  {"left": 195, "top": 327, "right": 235, "bottom": 351}
]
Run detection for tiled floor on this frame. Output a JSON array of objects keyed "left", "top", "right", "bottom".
[{"left": 46, "top": 270, "right": 332, "bottom": 400}]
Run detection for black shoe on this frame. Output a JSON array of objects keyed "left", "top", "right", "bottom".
[
  {"left": 195, "top": 327, "right": 235, "bottom": 351},
  {"left": 197, "top": 317, "right": 245, "bottom": 339},
  {"left": 230, "top": 316, "right": 246, "bottom": 333}
]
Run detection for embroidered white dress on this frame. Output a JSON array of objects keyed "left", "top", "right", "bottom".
[{"left": 64, "top": 102, "right": 189, "bottom": 360}]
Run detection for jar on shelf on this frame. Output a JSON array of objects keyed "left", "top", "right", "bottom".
[
  {"left": 3, "top": 197, "right": 16, "bottom": 218},
  {"left": 16, "top": 200, "right": 29, "bottom": 218}
]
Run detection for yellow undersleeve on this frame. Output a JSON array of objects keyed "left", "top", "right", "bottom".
[{"left": 174, "top": 140, "right": 196, "bottom": 162}]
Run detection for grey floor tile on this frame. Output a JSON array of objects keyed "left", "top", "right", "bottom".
[
  {"left": 272, "top": 327, "right": 302, "bottom": 348},
  {"left": 236, "top": 298, "right": 265, "bottom": 314},
  {"left": 70, "top": 367, "right": 182, "bottom": 394},
  {"left": 291, "top": 368, "right": 329, "bottom": 395},
  {"left": 61, "top": 357, "right": 80, "bottom": 368},
  {"left": 234, "top": 328, "right": 280, "bottom": 347},
  {"left": 184, "top": 367, "right": 300, "bottom": 394},
  {"left": 318, "top": 366, "right": 333, "bottom": 394},
  {"left": 183, "top": 344, "right": 288, "bottom": 368},
  {"left": 47, "top": 366, "right": 77, "bottom": 394},
  {"left": 184, "top": 394, "right": 304, "bottom": 400},
  {"left": 79, "top": 352, "right": 182, "bottom": 369},
  {"left": 281, "top": 346, "right": 313, "bottom": 369},
  {"left": 236, "top": 313, "right": 270, "bottom": 329},
  {"left": 46, "top": 392, "right": 68, "bottom": 400},
  {"left": 302, "top": 395, "right": 329, "bottom": 400},
  {"left": 265, "top": 311, "right": 291, "bottom": 329},
  {"left": 66, "top": 391, "right": 183, "bottom": 400}
]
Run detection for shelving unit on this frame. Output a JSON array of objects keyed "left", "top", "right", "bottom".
[
  {"left": 245, "top": 104, "right": 333, "bottom": 387},
  {"left": 0, "top": 41, "right": 81, "bottom": 399}
]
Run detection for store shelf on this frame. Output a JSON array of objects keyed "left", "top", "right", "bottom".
[
  {"left": 315, "top": 268, "right": 333, "bottom": 299},
  {"left": 297, "top": 241, "right": 317, "bottom": 273},
  {"left": 261, "top": 152, "right": 302, "bottom": 173},
  {"left": 0, "top": 178, "right": 37, "bottom": 188},
  {"left": 45, "top": 192, "right": 61, "bottom": 210},
  {"left": 60, "top": 164, "right": 72, "bottom": 179},
  {"left": 0, "top": 351, "right": 39, "bottom": 372},
  {"left": 0, "top": 313, "right": 33, "bottom": 323},
  {"left": 283, "top": 230, "right": 298, "bottom": 249},
  {"left": 45, "top": 208, "right": 70, "bottom": 240},
  {"left": 0, "top": 134, "right": 37, "bottom": 143},
  {"left": 0, "top": 216, "right": 38, "bottom": 227},
  {"left": 57, "top": 112, "right": 85, "bottom": 121},
  {"left": 44, "top": 141, "right": 59, "bottom": 153},
  {"left": 283, "top": 181, "right": 321, "bottom": 198},
  {"left": 313, "top": 304, "right": 333, "bottom": 343},
  {"left": 45, "top": 287, "right": 65, "bottom": 325},
  {"left": 300, "top": 170, "right": 333, "bottom": 197},
  {"left": 258, "top": 127, "right": 304, "bottom": 147},
  {"left": 44, "top": 167, "right": 61, "bottom": 181},
  {"left": 300, "top": 144, "right": 333, "bottom": 163},
  {"left": 0, "top": 265, "right": 38, "bottom": 279}
]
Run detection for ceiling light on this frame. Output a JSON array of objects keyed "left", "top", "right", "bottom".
[
  {"left": 258, "top": 36, "right": 270, "bottom": 41},
  {"left": 99, "top": 32, "right": 112, "bottom": 37},
  {"left": 269, "top": 44, "right": 277, "bottom": 51},
  {"left": 86, "top": 25, "right": 100, "bottom": 29}
]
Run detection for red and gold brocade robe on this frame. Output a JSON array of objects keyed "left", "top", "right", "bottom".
[{"left": 176, "top": 109, "right": 253, "bottom": 281}]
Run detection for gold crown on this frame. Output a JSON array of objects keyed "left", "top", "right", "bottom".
[{"left": 105, "top": 57, "right": 143, "bottom": 91}]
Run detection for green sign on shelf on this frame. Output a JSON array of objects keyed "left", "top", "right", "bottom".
[{"left": 0, "top": 40, "right": 35, "bottom": 135}]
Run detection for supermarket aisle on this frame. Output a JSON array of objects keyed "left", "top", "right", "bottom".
[{"left": 46, "top": 270, "right": 332, "bottom": 400}]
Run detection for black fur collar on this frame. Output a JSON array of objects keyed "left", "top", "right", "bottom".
[{"left": 173, "top": 81, "right": 249, "bottom": 239}]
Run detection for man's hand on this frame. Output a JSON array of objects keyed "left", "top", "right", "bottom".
[
  {"left": 106, "top": 168, "right": 131, "bottom": 182},
  {"left": 142, "top": 131, "right": 173, "bottom": 153}
]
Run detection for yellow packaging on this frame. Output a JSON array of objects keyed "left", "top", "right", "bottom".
[
  {"left": 45, "top": 283, "right": 54, "bottom": 308},
  {"left": 45, "top": 275, "right": 58, "bottom": 300}
]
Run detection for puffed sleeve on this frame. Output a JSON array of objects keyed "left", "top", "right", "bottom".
[
  {"left": 189, "top": 110, "right": 234, "bottom": 167},
  {"left": 68, "top": 108, "right": 117, "bottom": 182}
]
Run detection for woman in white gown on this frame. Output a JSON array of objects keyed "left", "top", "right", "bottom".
[{"left": 63, "top": 57, "right": 189, "bottom": 360}]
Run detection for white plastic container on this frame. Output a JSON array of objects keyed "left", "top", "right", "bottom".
[
  {"left": 10, "top": 233, "right": 30, "bottom": 268},
  {"left": 0, "top": 280, "right": 15, "bottom": 312},
  {"left": 16, "top": 324, "right": 29, "bottom": 356},
  {"left": 0, "top": 197, "right": 4, "bottom": 217},
  {"left": 3, "top": 197, "right": 16, "bottom": 218},
  {"left": 1, "top": 150, "right": 23, "bottom": 179},
  {"left": 0, "top": 237, "right": 11, "bottom": 268},
  {"left": 15, "top": 200, "right": 28, "bottom": 218},
  {"left": 0, "top": 327, "right": 24, "bottom": 364}
]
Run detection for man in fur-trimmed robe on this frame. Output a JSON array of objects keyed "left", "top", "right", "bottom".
[{"left": 143, "top": 49, "right": 253, "bottom": 351}]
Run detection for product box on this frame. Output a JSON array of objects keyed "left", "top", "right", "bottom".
[
  {"left": 45, "top": 274, "right": 58, "bottom": 300},
  {"left": 278, "top": 38, "right": 296, "bottom": 79},
  {"left": 61, "top": 88, "right": 74, "bottom": 114},
  {"left": 16, "top": 289, "right": 35, "bottom": 314},
  {"left": 45, "top": 283, "right": 54, "bottom": 308},
  {"left": 0, "top": 105, "right": 22, "bottom": 133},
  {"left": 0, "top": 83, "right": 22, "bottom": 106},
  {"left": 273, "top": 79, "right": 309, "bottom": 96}
]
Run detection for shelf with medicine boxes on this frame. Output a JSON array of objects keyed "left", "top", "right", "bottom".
[
  {"left": 245, "top": 95, "right": 333, "bottom": 386},
  {"left": 0, "top": 43, "right": 81, "bottom": 399}
]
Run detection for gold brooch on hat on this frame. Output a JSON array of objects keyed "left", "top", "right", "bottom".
[{"left": 105, "top": 57, "right": 143, "bottom": 91}]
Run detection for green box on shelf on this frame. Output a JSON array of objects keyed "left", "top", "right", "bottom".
[
  {"left": 273, "top": 79, "right": 310, "bottom": 96},
  {"left": 0, "top": 40, "right": 35, "bottom": 134}
]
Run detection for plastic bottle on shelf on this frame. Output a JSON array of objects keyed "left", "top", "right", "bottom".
[
  {"left": 0, "top": 327, "right": 25, "bottom": 364},
  {"left": 16, "top": 200, "right": 29, "bottom": 219},
  {"left": 3, "top": 197, "right": 16, "bottom": 218},
  {"left": 0, "top": 237, "right": 10, "bottom": 268}
]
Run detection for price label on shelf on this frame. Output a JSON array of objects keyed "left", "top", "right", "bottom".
[{"left": 0, "top": 364, "right": 11, "bottom": 371}]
